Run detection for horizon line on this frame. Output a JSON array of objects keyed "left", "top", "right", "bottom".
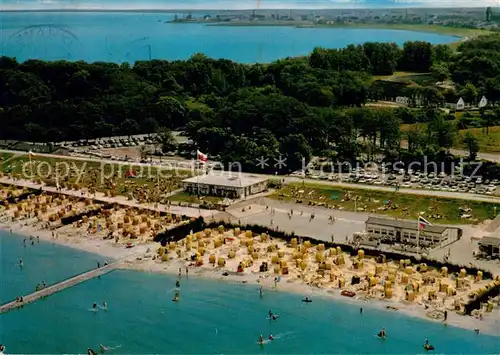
[{"left": 0, "top": 6, "right": 494, "bottom": 12}]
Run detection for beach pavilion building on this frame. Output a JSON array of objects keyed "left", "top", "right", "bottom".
[
  {"left": 364, "top": 217, "right": 462, "bottom": 246},
  {"left": 478, "top": 235, "right": 500, "bottom": 258},
  {"left": 182, "top": 173, "right": 268, "bottom": 199}
]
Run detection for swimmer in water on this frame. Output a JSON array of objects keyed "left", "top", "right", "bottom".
[
  {"left": 259, "top": 334, "right": 264, "bottom": 345},
  {"left": 93, "top": 302, "right": 97, "bottom": 309},
  {"left": 103, "top": 301, "right": 107, "bottom": 310},
  {"left": 268, "top": 310, "right": 273, "bottom": 318},
  {"left": 269, "top": 334, "right": 274, "bottom": 341},
  {"left": 99, "top": 344, "right": 107, "bottom": 353},
  {"left": 378, "top": 328, "right": 386, "bottom": 338},
  {"left": 19, "top": 258, "right": 23, "bottom": 267}
]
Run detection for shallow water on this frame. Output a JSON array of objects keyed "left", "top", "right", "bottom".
[
  {"left": 0, "top": 12, "right": 458, "bottom": 63},
  {"left": 1, "top": 234, "right": 499, "bottom": 354},
  {"left": 0, "top": 230, "right": 105, "bottom": 304}
]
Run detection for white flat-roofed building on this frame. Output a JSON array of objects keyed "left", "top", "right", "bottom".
[
  {"left": 182, "top": 173, "right": 268, "bottom": 199},
  {"left": 365, "top": 217, "right": 461, "bottom": 246}
]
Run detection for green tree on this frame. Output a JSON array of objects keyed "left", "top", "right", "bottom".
[
  {"left": 462, "top": 132, "right": 479, "bottom": 160},
  {"left": 156, "top": 127, "right": 177, "bottom": 153},
  {"left": 400, "top": 41, "right": 435, "bottom": 72}
]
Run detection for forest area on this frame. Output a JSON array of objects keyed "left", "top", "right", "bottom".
[{"left": 1, "top": 34, "right": 500, "bottom": 175}]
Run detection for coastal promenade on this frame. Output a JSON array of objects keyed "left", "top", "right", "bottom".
[
  {"left": 1, "top": 149, "right": 499, "bottom": 204},
  {"left": 0, "top": 259, "right": 124, "bottom": 314},
  {"left": 0, "top": 177, "right": 215, "bottom": 219}
]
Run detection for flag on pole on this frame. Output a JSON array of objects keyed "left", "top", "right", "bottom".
[
  {"left": 418, "top": 216, "right": 431, "bottom": 230},
  {"left": 197, "top": 150, "right": 208, "bottom": 163}
]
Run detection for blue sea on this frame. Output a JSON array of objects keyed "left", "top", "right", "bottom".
[
  {"left": 1, "top": 230, "right": 500, "bottom": 353},
  {"left": 0, "top": 11, "right": 459, "bottom": 63}
]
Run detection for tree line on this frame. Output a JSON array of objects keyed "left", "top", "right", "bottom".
[{"left": 0, "top": 34, "right": 499, "bottom": 173}]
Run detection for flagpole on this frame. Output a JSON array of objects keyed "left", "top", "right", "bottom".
[
  {"left": 416, "top": 216, "right": 420, "bottom": 257},
  {"left": 29, "top": 152, "right": 33, "bottom": 181},
  {"left": 196, "top": 152, "right": 200, "bottom": 200}
]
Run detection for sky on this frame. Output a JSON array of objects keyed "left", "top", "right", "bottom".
[{"left": 1, "top": 0, "right": 499, "bottom": 10}]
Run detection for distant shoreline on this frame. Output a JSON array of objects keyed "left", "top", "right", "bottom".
[
  {"left": 2, "top": 9, "right": 487, "bottom": 39},
  {"left": 206, "top": 22, "right": 486, "bottom": 38},
  {"left": 0, "top": 7, "right": 490, "bottom": 12}
]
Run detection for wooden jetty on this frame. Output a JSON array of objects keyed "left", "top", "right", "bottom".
[{"left": 0, "top": 259, "right": 124, "bottom": 314}]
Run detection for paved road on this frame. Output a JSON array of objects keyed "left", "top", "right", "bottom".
[
  {"left": 400, "top": 141, "right": 500, "bottom": 163},
  {"left": 1, "top": 149, "right": 500, "bottom": 204}
]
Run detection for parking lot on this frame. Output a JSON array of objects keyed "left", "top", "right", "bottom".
[{"left": 301, "top": 167, "right": 499, "bottom": 197}]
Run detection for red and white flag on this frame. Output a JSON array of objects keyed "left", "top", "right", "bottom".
[
  {"left": 418, "top": 216, "right": 431, "bottom": 230},
  {"left": 197, "top": 150, "right": 208, "bottom": 163}
]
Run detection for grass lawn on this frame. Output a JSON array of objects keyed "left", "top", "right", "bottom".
[
  {"left": 373, "top": 71, "right": 434, "bottom": 84},
  {"left": 0, "top": 154, "right": 190, "bottom": 197},
  {"left": 457, "top": 126, "right": 500, "bottom": 153},
  {"left": 167, "top": 191, "right": 224, "bottom": 205},
  {"left": 270, "top": 182, "right": 500, "bottom": 225},
  {"left": 400, "top": 123, "right": 500, "bottom": 153}
]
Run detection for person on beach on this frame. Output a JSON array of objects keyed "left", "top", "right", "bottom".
[
  {"left": 360, "top": 307, "right": 363, "bottom": 314},
  {"left": 36, "top": 236, "right": 39, "bottom": 243},
  {"left": 178, "top": 268, "right": 182, "bottom": 278},
  {"left": 23, "top": 238, "right": 26, "bottom": 246},
  {"left": 185, "top": 267, "right": 188, "bottom": 277},
  {"left": 97, "top": 261, "right": 100, "bottom": 268},
  {"left": 42, "top": 280, "right": 46, "bottom": 288},
  {"left": 259, "top": 285, "right": 263, "bottom": 299},
  {"left": 443, "top": 310, "right": 447, "bottom": 322}
]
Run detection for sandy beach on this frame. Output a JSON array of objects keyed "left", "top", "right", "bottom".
[{"left": 1, "top": 184, "right": 499, "bottom": 336}]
